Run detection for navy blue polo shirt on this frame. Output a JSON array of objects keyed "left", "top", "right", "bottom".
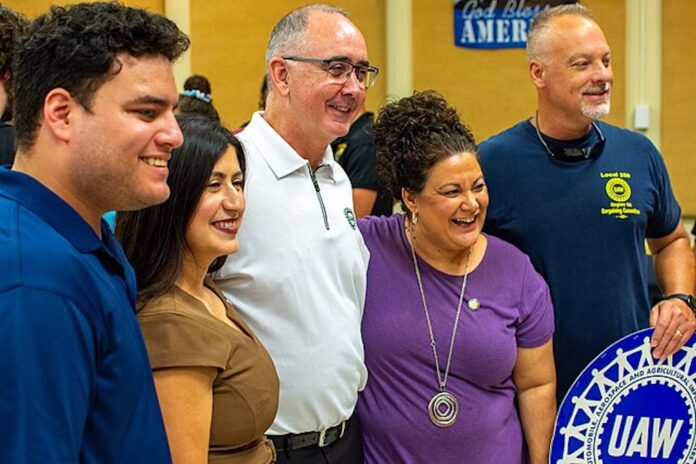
[{"left": 0, "top": 168, "right": 170, "bottom": 463}]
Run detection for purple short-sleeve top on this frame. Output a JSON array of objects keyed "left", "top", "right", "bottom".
[{"left": 357, "top": 214, "right": 554, "bottom": 463}]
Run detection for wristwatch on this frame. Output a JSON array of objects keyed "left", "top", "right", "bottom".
[{"left": 662, "top": 294, "right": 696, "bottom": 315}]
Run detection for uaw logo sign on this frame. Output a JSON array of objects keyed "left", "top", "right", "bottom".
[{"left": 551, "top": 329, "right": 696, "bottom": 463}]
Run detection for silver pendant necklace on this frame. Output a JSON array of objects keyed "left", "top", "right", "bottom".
[{"left": 409, "top": 219, "right": 472, "bottom": 428}]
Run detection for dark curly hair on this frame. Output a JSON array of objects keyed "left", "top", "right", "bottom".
[
  {"left": 373, "top": 90, "right": 478, "bottom": 215},
  {"left": 0, "top": 5, "right": 28, "bottom": 122},
  {"left": 116, "top": 114, "right": 245, "bottom": 310},
  {"left": 14, "top": 2, "right": 190, "bottom": 152},
  {"left": 176, "top": 74, "right": 220, "bottom": 122}
]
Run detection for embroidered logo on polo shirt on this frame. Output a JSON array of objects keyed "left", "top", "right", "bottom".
[
  {"left": 551, "top": 329, "right": 696, "bottom": 464},
  {"left": 599, "top": 171, "right": 640, "bottom": 219},
  {"left": 344, "top": 208, "right": 356, "bottom": 230}
]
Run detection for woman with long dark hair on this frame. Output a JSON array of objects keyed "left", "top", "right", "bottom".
[{"left": 117, "top": 114, "right": 278, "bottom": 463}]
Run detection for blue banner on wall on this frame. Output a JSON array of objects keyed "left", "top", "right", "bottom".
[
  {"left": 551, "top": 328, "right": 696, "bottom": 463},
  {"left": 454, "top": 0, "right": 575, "bottom": 49}
]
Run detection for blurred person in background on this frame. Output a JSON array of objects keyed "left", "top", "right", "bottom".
[
  {"left": 331, "top": 99, "right": 392, "bottom": 217},
  {"left": 177, "top": 74, "right": 220, "bottom": 121},
  {"left": 0, "top": 5, "right": 28, "bottom": 165}
]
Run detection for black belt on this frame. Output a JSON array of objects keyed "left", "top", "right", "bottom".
[{"left": 269, "top": 418, "right": 349, "bottom": 452}]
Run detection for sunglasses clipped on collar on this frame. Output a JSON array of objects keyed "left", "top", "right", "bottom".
[{"left": 534, "top": 112, "right": 606, "bottom": 161}]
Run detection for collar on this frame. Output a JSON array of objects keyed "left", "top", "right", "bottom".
[
  {"left": 0, "top": 167, "right": 110, "bottom": 254},
  {"left": 525, "top": 118, "right": 600, "bottom": 146},
  {"left": 241, "top": 112, "right": 337, "bottom": 180}
]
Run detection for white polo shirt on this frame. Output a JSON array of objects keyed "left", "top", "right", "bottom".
[{"left": 215, "top": 112, "right": 369, "bottom": 435}]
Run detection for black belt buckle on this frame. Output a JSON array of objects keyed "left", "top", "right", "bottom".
[
  {"left": 318, "top": 420, "right": 346, "bottom": 447},
  {"left": 272, "top": 418, "right": 349, "bottom": 452},
  {"left": 318, "top": 428, "right": 328, "bottom": 448}
]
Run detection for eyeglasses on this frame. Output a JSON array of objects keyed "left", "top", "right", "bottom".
[
  {"left": 282, "top": 56, "right": 379, "bottom": 89},
  {"left": 534, "top": 112, "right": 606, "bottom": 161}
]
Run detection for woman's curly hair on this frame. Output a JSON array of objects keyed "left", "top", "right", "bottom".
[{"left": 372, "top": 90, "right": 478, "bottom": 215}]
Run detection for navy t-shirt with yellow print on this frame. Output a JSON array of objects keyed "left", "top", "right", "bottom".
[{"left": 479, "top": 120, "right": 681, "bottom": 401}]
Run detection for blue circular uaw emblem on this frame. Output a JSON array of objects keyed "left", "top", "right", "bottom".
[{"left": 551, "top": 328, "right": 696, "bottom": 463}]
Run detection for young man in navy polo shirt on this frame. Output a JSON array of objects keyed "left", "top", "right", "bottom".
[{"left": 0, "top": 3, "right": 189, "bottom": 462}]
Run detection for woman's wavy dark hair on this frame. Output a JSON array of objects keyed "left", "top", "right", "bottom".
[
  {"left": 116, "top": 114, "right": 244, "bottom": 310},
  {"left": 372, "top": 90, "right": 478, "bottom": 216}
]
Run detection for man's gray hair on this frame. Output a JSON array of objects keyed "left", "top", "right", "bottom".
[
  {"left": 526, "top": 3, "right": 594, "bottom": 61},
  {"left": 264, "top": 4, "right": 350, "bottom": 68}
]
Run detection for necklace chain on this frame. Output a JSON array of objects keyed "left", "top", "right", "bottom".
[{"left": 409, "top": 220, "right": 472, "bottom": 392}]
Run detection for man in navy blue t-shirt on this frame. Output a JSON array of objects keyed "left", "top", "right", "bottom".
[
  {"left": 0, "top": 3, "right": 189, "bottom": 462},
  {"left": 480, "top": 4, "right": 696, "bottom": 401}
]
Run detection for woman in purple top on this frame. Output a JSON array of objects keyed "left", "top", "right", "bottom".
[{"left": 357, "top": 91, "right": 556, "bottom": 463}]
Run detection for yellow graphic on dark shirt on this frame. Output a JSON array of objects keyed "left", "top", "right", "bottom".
[
  {"left": 600, "top": 171, "right": 641, "bottom": 219},
  {"left": 334, "top": 142, "right": 347, "bottom": 162}
]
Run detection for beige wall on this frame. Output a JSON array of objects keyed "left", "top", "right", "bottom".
[
  {"left": 190, "top": 0, "right": 386, "bottom": 128},
  {"left": 663, "top": 0, "right": 696, "bottom": 216},
  {"left": 5, "top": 0, "right": 164, "bottom": 16}
]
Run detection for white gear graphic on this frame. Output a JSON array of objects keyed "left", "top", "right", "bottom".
[{"left": 555, "top": 336, "right": 696, "bottom": 464}]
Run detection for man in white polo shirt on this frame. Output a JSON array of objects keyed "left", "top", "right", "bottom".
[{"left": 215, "top": 4, "right": 378, "bottom": 463}]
